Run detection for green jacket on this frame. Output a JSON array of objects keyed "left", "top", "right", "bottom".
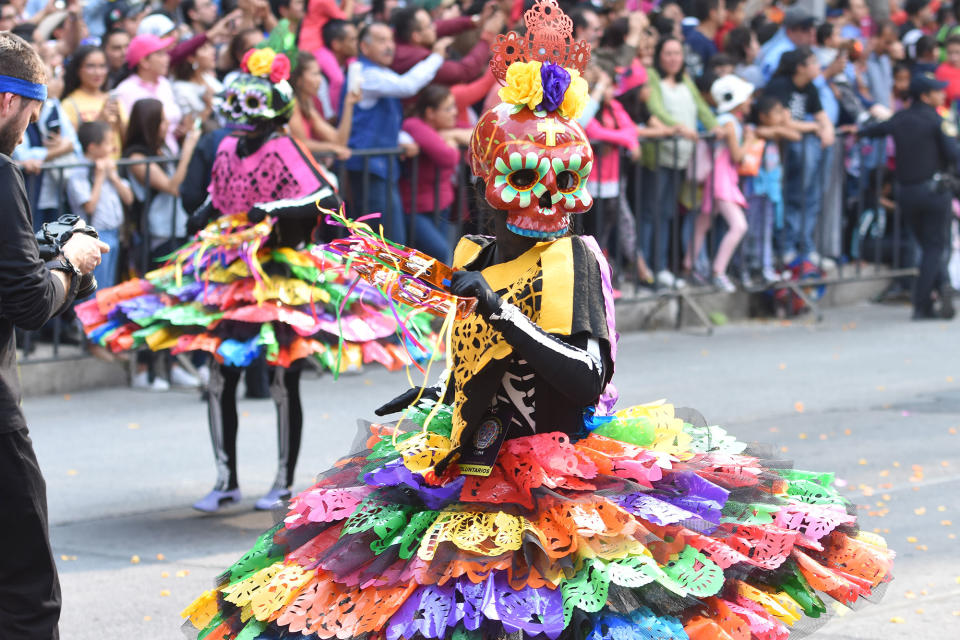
[{"left": 642, "top": 66, "right": 717, "bottom": 170}]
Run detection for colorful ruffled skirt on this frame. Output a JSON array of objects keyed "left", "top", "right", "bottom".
[
  {"left": 75, "top": 215, "right": 435, "bottom": 371},
  {"left": 181, "top": 400, "right": 894, "bottom": 640}
]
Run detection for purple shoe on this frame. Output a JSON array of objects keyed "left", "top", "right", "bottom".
[
  {"left": 192, "top": 488, "right": 242, "bottom": 513},
  {"left": 254, "top": 487, "right": 292, "bottom": 511}
]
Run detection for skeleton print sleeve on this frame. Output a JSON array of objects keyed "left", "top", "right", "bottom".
[{"left": 487, "top": 301, "right": 607, "bottom": 407}]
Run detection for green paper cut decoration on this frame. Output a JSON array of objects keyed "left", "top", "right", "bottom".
[
  {"left": 223, "top": 523, "right": 284, "bottom": 584},
  {"left": 592, "top": 416, "right": 655, "bottom": 446},
  {"left": 197, "top": 613, "right": 224, "bottom": 640},
  {"left": 341, "top": 496, "right": 417, "bottom": 554},
  {"left": 561, "top": 559, "right": 609, "bottom": 625},
  {"left": 721, "top": 500, "right": 779, "bottom": 525},
  {"left": 236, "top": 618, "right": 268, "bottom": 640},
  {"left": 662, "top": 547, "right": 724, "bottom": 598},
  {"left": 780, "top": 566, "right": 827, "bottom": 618}
]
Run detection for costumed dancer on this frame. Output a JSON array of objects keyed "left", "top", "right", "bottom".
[
  {"left": 181, "top": 3, "right": 894, "bottom": 639},
  {"left": 77, "top": 25, "right": 429, "bottom": 514}
]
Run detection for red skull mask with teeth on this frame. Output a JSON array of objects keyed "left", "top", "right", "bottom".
[{"left": 470, "top": 102, "right": 594, "bottom": 239}]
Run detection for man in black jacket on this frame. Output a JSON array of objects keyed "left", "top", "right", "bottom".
[
  {"left": 0, "top": 32, "right": 109, "bottom": 640},
  {"left": 859, "top": 73, "right": 959, "bottom": 320}
]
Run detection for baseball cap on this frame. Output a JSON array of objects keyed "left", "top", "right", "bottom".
[
  {"left": 909, "top": 73, "right": 948, "bottom": 97},
  {"left": 711, "top": 74, "right": 755, "bottom": 114},
  {"left": 126, "top": 33, "right": 175, "bottom": 68},
  {"left": 783, "top": 6, "right": 816, "bottom": 30},
  {"left": 138, "top": 13, "right": 176, "bottom": 37},
  {"left": 105, "top": 1, "right": 148, "bottom": 31}
]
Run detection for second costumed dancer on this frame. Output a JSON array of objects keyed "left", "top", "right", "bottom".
[
  {"left": 79, "top": 25, "right": 431, "bottom": 513},
  {"left": 181, "top": 3, "right": 894, "bottom": 638}
]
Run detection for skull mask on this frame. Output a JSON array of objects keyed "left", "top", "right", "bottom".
[
  {"left": 470, "top": 102, "right": 594, "bottom": 239},
  {"left": 215, "top": 73, "right": 295, "bottom": 131}
]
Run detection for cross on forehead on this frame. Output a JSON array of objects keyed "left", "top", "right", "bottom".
[{"left": 537, "top": 118, "right": 565, "bottom": 146}]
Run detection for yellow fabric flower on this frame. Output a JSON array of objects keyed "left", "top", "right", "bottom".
[
  {"left": 247, "top": 48, "right": 277, "bottom": 77},
  {"left": 558, "top": 69, "right": 589, "bottom": 120},
  {"left": 499, "top": 60, "right": 544, "bottom": 110}
]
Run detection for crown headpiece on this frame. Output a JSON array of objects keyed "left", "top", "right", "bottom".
[
  {"left": 490, "top": 0, "right": 591, "bottom": 81},
  {"left": 489, "top": 0, "right": 592, "bottom": 120}
]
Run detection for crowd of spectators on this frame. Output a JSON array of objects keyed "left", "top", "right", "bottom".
[{"left": 6, "top": 0, "right": 959, "bottom": 308}]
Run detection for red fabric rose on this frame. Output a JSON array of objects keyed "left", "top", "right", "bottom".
[
  {"left": 240, "top": 48, "right": 254, "bottom": 73},
  {"left": 269, "top": 53, "right": 291, "bottom": 83}
]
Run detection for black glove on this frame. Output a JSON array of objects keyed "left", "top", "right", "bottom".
[
  {"left": 186, "top": 202, "right": 217, "bottom": 235},
  {"left": 374, "top": 386, "right": 440, "bottom": 416},
  {"left": 246, "top": 204, "right": 268, "bottom": 224},
  {"left": 449, "top": 271, "right": 502, "bottom": 318}
]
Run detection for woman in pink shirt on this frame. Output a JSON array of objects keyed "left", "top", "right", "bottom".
[
  {"left": 399, "top": 84, "right": 472, "bottom": 262},
  {"left": 113, "top": 34, "right": 185, "bottom": 153}
]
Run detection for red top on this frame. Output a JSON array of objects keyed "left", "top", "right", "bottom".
[
  {"left": 391, "top": 17, "right": 490, "bottom": 86},
  {"left": 399, "top": 117, "right": 461, "bottom": 215},
  {"left": 299, "top": 0, "right": 348, "bottom": 53},
  {"left": 935, "top": 63, "right": 960, "bottom": 105}
]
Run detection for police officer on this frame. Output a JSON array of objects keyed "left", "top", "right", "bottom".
[{"left": 859, "top": 74, "right": 958, "bottom": 320}]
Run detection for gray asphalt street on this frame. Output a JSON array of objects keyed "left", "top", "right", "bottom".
[{"left": 23, "top": 302, "right": 959, "bottom": 639}]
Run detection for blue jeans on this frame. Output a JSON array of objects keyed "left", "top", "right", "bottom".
[
  {"left": 777, "top": 135, "right": 824, "bottom": 258},
  {"left": 408, "top": 209, "right": 452, "bottom": 263},
  {"left": 92, "top": 227, "right": 120, "bottom": 290},
  {"left": 638, "top": 166, "right": 684, "bottom": 272},
  {"left": 348, "top": 171, "right": 405, "bottom": 246}
]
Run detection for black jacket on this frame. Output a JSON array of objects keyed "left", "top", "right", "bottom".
[
  {"left": 0, "top": 154, "right": 72, "bottom": 433},
  {"left": 859, "top": 101, "right": 960, "bottom": 184}
]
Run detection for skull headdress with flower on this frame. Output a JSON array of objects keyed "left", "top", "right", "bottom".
[
  {"left": 216, "top": 20, "right": 297, "bottom": 130},
  {"left": 470, "top": 0, "right": 594, "bottom": 239}
]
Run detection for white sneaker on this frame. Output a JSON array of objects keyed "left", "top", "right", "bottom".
[
  {"left": 711, "top": 273, "right": 737, "bottom": 293},
  {"left": 806, "top": 251, "right": 837, "bottom": 270},
  {"left": 169, "top": 365, "right": 200, "bottom": 388},
  {"left": 760, "top": 268, "right": 782, "bottom": 283},
  {"left": 780, "top": 250, "right": 798, "bottom": 266},
  {"left": 131, "top": 370, "right": 150, "bottom": 389},
  {"left": 132, "top": 370, "right": 169, "bottom": 391},
  {"left": 655, "top": 270, "right": 686, "bottom": 289}
]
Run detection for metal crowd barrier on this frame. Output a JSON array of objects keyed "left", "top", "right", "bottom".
[{"left": 15, "top": 130, "right": 923, "bottom": 361}]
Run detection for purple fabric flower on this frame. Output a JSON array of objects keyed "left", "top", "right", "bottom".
[{"left": 538, "top": 62, "right": 571, "bottom": 113}]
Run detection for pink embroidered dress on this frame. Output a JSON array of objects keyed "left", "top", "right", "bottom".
[{"left": 77, "top": 132, "right": 430, "bottom": 372}]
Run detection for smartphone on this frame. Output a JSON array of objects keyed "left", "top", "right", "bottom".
[{"left": 347, "top": 61, "right": 363, "bottom": 95}]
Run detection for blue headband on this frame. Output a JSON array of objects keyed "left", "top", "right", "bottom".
[{"left": 0, "top": 74, "right": 47, "bottom": 102}]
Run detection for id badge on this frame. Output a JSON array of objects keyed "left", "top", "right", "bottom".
[{"left": 458, "top": 405, "right": 515, "bottom": 476}]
